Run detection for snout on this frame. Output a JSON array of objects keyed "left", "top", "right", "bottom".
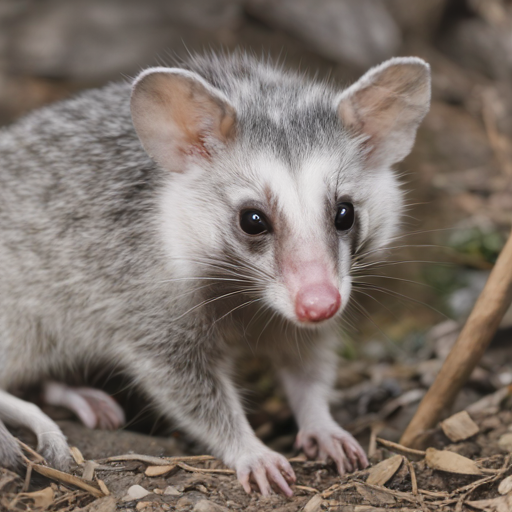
[{"left": 295, "top": 283, "right": 341, "bottom": 323}]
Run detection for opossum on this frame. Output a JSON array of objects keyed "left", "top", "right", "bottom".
[{"left": 0, "top": 52, "right": 430, "bottom": 496}]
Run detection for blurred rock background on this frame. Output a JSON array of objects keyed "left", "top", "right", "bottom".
[{"left": 2, "top": 0, "right": 512, "bottom": 446}]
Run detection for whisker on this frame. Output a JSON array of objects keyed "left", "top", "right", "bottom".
[{"left": 352, "top": 282, "right": 449, "bottom": 320}]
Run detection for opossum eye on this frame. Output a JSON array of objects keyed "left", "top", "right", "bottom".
[
  {"left": 335, "top": 202, "right": 355, "bottom": 231},
  {"left": 240, "top": 210, "right": 270, "bottom": 235}
]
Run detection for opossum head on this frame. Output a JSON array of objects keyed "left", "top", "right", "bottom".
[{"left": 131, "top": 54, "right": 430, "bottom": 327}]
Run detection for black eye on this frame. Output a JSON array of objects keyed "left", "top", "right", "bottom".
[
  {"left": 335, "top": 202, "right": 355, "bottom": 231},
  {"left": 240, "top": 210, "right": 270, "bottom": 235}
]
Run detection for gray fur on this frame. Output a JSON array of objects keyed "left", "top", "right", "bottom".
[{"left": 0, "top": 53, "right": 430, "bottom": 491}]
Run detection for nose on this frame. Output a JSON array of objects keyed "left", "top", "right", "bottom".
[{"left": 295, "top": 283, "right": 341, "bottom": 323}]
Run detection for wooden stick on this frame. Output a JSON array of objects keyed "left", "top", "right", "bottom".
[{"left": 400, "top": 230, "right": 512, "bottom": 448}]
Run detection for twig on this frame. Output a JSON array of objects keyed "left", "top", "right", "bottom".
[
  {"left": 376, "top": 437, "right": 426, "bottom": 457},
  {"left": 176, "top": 462, "right": 235, "bottom": 475},
  {"left": 16, "top": 439, "right": 45, "bottom": 463},
  {"left": 401, "top": 230, "right": 512, "bottom": 448},
  {"left": 31, "top": 464, "right": 104, "bottom": 498},
  {"left": 295, "top": 485, "right": 318, "bottom": 493},
  {"left": 22, "top": 462, "right": 33, "bottom": 493},
  {"left": 368, "top": 422, "right": 384, "bottom": 459},
  {"left": 100, "top": 453, "right": 215, "bottom": 465},
  {"left": 406, "top": 459, "right": 428, "bottom": 512}
]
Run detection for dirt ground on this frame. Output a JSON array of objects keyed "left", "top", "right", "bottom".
[{"left": 2, "top": 1, "right": 512, "bottom": 511}]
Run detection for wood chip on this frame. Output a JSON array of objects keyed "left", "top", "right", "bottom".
[
  {"left": 18, "top": 487, "right": 55, "bottom": 509},
  {"left": 441, "top": 411, "right": 479, "bottom": 442},
  {"left": 31, "top": 464, "right": 104, "bottom": 498},
  {"left": 70, "top": 447, "right": 85, "bottom": 465},
  {"left": 366, "top": 455, "right": 403, "bottom": 486},
  {"left": 145, "top": 464, "right": 177, "bottom": 477},
  {"left": 97, "top": 479, "right": 110, "bottom": 496},
  {"left": 82, "top": 461, "right": 98, "bottom": 481},
  {"left": 303, "top": 494, "right": 324, "bottom": 512},
  {"left": 425, "top": 448, "right": 482, "bottom": 475}
]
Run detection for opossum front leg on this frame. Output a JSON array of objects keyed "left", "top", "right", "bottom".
[
  {"left": 0, "top": 389, "right": 70, "bottom": 470},
  {"left": 127, "top": 345, "right": 295, "bottom": 497},
  {"left": 278, "top": 348, "right": 368, "bottom": 474}
]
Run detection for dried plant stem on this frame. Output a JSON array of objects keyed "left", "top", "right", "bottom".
[{"left": 401, "top": 230, "right": 512, "bottom": 448}]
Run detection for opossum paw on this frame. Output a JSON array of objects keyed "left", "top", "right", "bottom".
[
  {"left": 43, "top": 382, "right": 125, "bottom": 430},
  {"left": 236, "top": 448, "right": 296, "bottom": 497},
  {"left": 296, "top": 424, "right": 368, "bottom": 474},
  {"left": 0, "top": 422, "right": 24, "bottom": 471},
  {"left": 37, "top": 430, "right": 72, "bottom": 471}
]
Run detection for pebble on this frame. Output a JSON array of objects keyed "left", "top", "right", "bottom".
[
  {"left": 498, "top": 433, "right": 512, "bottom": 452},
  {"left": 163, "top": 486, "right": 182, "bottom": 496},
  {"left": 193, "top": 500, "right": 229, "bottom": 512},
  {"left": 122, "top": 485, "right": 151, "bottom": 501}
]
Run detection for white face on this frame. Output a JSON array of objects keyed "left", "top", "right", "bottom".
[
  {"left": 131, "top": 57, "right": 430, "bottom": 328},
  {"left": 159, "top": 142, "right": 404, "bottom": 328}
]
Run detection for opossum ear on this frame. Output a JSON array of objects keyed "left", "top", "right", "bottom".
[
  {"left": 131, "top": 67, "right": 236, "bottom": 172},
  {"left": 337, "top": 57, "right": 430, "bottom": 167}
]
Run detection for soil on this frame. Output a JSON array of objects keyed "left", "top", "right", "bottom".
[{"left": 2, "top": 2, "right": 512, "bottom": 511}]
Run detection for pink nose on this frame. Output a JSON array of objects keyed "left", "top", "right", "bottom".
[{"left": 295, "top": 283, "right": 341, "bottom": 323}]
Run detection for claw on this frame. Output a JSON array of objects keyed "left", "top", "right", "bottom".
[
  {"left": 236, "top": 449, "right": 296, "bottom": 497},
  {"left": 296, "top": 424, "right": 368, "bottom": 475}
]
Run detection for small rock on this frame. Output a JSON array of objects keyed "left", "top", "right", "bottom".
[
  {"left": 498, "top": 433, "right": 512, "bottom": 452},
  {"left": 163, "top": 486, "right": 182, "bottom": 496},
  {"left": 245, "top": 0, "right": 400, "bottom": 68},
  {"left": 123, "top": 485, "right": 151, "bottom": 501},
  {"left": 193, "top": 500, "right": 229, "bottom": 512},
  {"left": 176, "top": 496, "right": 196, "bottom": 509}
]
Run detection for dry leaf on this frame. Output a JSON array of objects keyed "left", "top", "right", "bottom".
[
  {"left": 467, "top": 494, "right": 512, "bottom": 511},
  {"left": 498, "top": 475, "right": 512, "bottom": 495},
  {"left": 366, "top": 455, "right": 403, "bottom": 486},
  {"left": 425, "top": 447, "right": 482, "bottom": 475},
  {"left": 441, "top": 411, "right": 479, "bottom": 442},
  {"left": 467, "top": 386, "right": 511, "bottom": 416},
  {"left": 145, "top": 464, "right": 176, "bottom": 477},
  {"left": 18, "top": 487, "right": 55, "bottom": 510},
  {"left": 356, "top": 485, "right": 396, "bottom": 506}
]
